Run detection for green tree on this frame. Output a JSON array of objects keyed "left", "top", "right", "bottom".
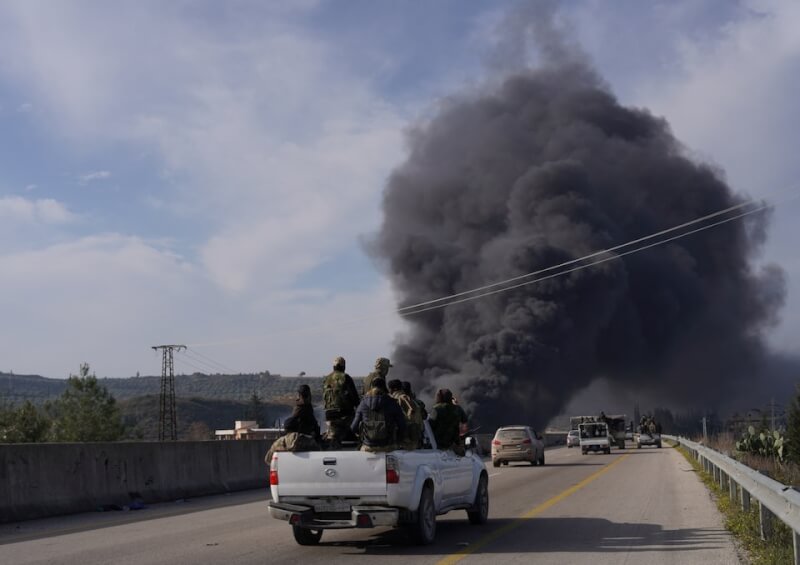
[
  {"left": 0, "top": 400, "right": 51, "bottom": 443},
  {"left": 786, "top": 384, "right": 800, "bottom": 464},
  {"left": 47, "top": 363, "right": 124, "bottom": 442}
]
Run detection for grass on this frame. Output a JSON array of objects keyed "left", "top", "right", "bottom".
[
  {"left": 700, "top": 433, "right": 800, "bottom": 486},
  {"left": 674, "top": 443, "right": 794, "bottom": 565}
]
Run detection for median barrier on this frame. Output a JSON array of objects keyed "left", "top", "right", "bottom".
[{"left": 0, "top": 439, "right": 272, "bottom": 523}]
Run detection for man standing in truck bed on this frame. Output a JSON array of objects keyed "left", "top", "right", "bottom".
[{"left": 322, "top": 356, "right": 360, "bottom": 448}]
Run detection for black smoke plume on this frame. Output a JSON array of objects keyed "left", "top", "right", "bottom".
[{"left": 371, "top": 8, "right": 785, "bottom": 429}]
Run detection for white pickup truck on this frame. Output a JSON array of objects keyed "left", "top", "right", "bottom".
[
  {"left": 267, "top": 421, "right": 488, "bottom": 546},
  {"left": 579, "top": 421, "right": 611, "bottom": 454}
]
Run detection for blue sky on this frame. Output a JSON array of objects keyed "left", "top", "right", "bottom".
[{"left": 1, "top": 0, "right": 799, "bottom": 379}]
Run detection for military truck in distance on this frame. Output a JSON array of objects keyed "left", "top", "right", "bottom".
[{"left": 579, "top": 421, "right": 611, "bottom": 454}]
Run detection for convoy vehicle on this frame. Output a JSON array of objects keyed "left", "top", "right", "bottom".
[
  {"left": 566, "top": 429, "right": 580, "bottom": 448},
  {"left": 491, "top": 425, "right": 545, "bottom": 467},
  {"left": 635, "top": 420, "right": 662, "bottom": 448},
  {"left": 267, "top": 420, "right": 488, "bottom": 546},
  {"left": 579, "top": 421, "right": 611, "bottom": 454},
  {"left": 571, "top": 414, "right": 627, "bottom": 448}
]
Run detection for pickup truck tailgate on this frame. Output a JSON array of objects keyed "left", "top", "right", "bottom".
[{"left": 274, "top": 451, "right": 388, "bottom": 497}]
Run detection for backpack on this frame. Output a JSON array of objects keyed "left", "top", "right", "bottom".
[
  {"left": 360, "top": 405, "right": 390, "bottom": 446},
  {"left": 323, "top": 371, "right": 348, "bottom": 412}
]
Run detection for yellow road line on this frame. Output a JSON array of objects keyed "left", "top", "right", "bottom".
[{"left": 437, "top": 453, "right": 632, "bottom": 565}]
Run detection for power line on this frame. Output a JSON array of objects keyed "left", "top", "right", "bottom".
[
  {"left": 184, "top": 348, "right": 237, "bottom": 374},
  {"left": 398, "top": 202, "right": 772, "bottom": 316},
  {"left": 174, "top": 353, "right": 213, "bottom": 375},
  {"left": 396, "top": 199, "right": 760, "bottom": 313},
  {"left": 186, "top": 195, "right": 789, "bottom": 347}
]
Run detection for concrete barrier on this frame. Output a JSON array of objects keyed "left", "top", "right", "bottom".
[{"left": 0, "top": 440, "right": 272, "bottom": 523}]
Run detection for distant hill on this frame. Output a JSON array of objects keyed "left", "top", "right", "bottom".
[{"left": 0, "top": 371, "right": 365, "bottom": 405}]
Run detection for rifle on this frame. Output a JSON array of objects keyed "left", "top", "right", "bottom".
[{"left": 460, "top": 425, "right": 481, "bottom": 438}]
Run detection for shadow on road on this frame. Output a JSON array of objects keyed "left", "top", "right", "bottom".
[{"left": 326, "top": 516, "right": 730, "bottom": 557}]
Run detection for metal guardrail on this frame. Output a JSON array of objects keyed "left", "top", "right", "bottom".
[{"left": 665, "top": 434, "right": 800, "bottom": 564}]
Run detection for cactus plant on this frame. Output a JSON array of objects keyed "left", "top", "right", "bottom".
[{"left": 735, "top": 426, "right": 786, "bottom": 463}]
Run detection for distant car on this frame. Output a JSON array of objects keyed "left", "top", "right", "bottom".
[
  {"left": 492, "top": 426, "right": 545, "bottom": 467},
  {"left": 566, "top": 429, "right": 580, "bottom": 448}
]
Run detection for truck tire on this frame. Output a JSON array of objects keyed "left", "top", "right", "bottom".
[
  {"left": 292, "top": 526, "right": 323, "bottom": 546},
  {"left": 538, "top": 452, "right": 545, "bottom": 466},
  {"left": 657, "top": 442, "right": 662, "bottom": 448},
  {"left": 604, "top": 448, "right": 611, "bottom": 455},
  {"left": 492, "top": 459, "right": 500, "bottom": 468},
  {"left": 467, "top": 474, "right": 489, "bottom": 525},
  {"left": 411, "top": 485, "right": 436, "bottom": 545}
]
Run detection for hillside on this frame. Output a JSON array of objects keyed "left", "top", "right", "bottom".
[{"left": 0, "top": 371, "right": 365, "bottom": 405}]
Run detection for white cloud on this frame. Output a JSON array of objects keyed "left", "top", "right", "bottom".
[
  {"left": 24, "top": 183, "right": 37, "bottom": 191},
  {"left": 0, "top": 195, "right": 76, "bottom": 224},
  {"left": 16, "top": 101, "right": 32, "bottom": 112},
  {"left": 0, "top": 2, "right": 410, "bottom": 376},
  {"left": 78, "top": 170, "right": 111, "bottom": 184}
]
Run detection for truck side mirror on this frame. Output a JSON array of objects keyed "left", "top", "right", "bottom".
[{"left": 464, "top": 436, "right": 476, "bottom": 449}]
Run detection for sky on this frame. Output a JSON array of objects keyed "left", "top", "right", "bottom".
[{"left": 1, "top": 0, "right": 799, "bottom": 380}]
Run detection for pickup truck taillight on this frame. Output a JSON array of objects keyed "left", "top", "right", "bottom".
[
  {"left": 269, "top": 456, "right": 279, "bottom": 485},
  {"left": 492, "top": 440, "right": 501, "bottom": 446},
  {"left": 522, "top": 439, "right": 532, "bottom": 445},
  {"left": 386, "top": 455, "right": 399, "bottom": 484}
]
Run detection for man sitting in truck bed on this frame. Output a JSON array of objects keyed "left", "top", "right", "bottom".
[
  {"left": 429, "top": 388, "right": 468, "bottom": 456},
  {"left": 351, "top": 377, "right": 406, "bottom": 452}
]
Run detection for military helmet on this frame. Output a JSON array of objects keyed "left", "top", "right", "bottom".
[{"left": 374, "top": 357, "right": 393, "bottom": 370}]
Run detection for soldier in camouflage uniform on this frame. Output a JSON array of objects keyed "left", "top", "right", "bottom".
[
  {"left": 388, "top": 379, "right": 420, "bottom": 450},
  {"left": 429, "top": 388, "right": 468, "bottom": 456},
  {"left": 403, "top": 381, "right": 427, "bottom": 421},
  {"left": 351, "top": 377, "right": 405, "bottom": 452},
  {"left": 322, "top": 356, "right": 360, "bottom": 448},
  {"left": 362, "top": 357, "right": 392, "bottom": 396}
]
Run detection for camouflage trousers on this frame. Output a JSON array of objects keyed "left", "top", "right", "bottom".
[
  {"left": 325, "top": 415, "right": 354, "bottom": 448},
  {"left": 360, "top": 443, "right": 397, "bottom": 453}
]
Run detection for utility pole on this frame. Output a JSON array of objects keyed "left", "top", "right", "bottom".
[
  {"left": 152, "top": 345, "right": 185, "bottom": 441},
  {"left": 702, "top": 416, "right": 708, "bottom": 442}
]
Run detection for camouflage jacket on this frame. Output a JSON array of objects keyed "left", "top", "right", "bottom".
[
  {"left": 429, "top": 402, "right": 468, "bottom": 450},
  {"left": 390, "top": 390, "right": 419, "bottom": 424}
]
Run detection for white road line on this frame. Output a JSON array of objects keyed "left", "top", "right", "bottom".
[{"left": 488, "top": 472, "right": 501, "bottom": 477}]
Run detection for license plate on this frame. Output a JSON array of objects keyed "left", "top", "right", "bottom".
[{"left": 314, "top": 499, "right": 351, "bottom": 513}]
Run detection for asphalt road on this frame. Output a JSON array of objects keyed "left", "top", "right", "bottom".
[{"left": 0, "top": 444, "right": 742, "bottom": 565}]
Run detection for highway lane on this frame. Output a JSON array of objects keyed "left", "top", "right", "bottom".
[{"left": 0, "top": 444, "right": 741, "bottom": 564}]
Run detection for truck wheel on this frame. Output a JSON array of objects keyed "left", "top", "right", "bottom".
[
  {"left": 292, "top": 526, "right": 323, "bottom": 546},
  {"left": 492, "top": 459, "right": 500, "bottom": 468},
  {"left": 657, "top": 442, "right": 662, "bottom": 448},
  {"left": 467, "top": 474, "right": 489, "bottom": 525},
  {"left": 538, "top": 452, "right": 545, "bottom": 466},
  {"left": 411, "top": 485, "right": 436, "bottom": 545},
  {"left": 604, "top": 448, "right": 611, "bottom": 455}
]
